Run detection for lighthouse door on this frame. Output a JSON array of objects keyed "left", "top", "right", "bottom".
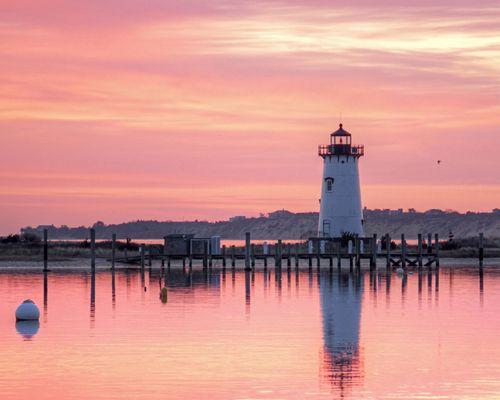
[{"left": 322, "top": 220, "right": 331, "bottom": 237}]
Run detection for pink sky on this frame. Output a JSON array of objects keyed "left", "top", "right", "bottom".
[{"left": 1, "top": 1, "right": 499, "bottom": 234}]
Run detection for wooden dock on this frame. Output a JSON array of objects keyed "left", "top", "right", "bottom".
[{"left": 40, "top": 229, "right": 489, "bottom": 272}]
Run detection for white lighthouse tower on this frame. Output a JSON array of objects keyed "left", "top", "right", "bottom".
[{"left": 318, "top": 124, "right": 364, "bottom": 237}]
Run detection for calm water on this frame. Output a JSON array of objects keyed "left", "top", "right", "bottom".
[{"left": 1, "top": 265, "right": 499, "bottom": 400}]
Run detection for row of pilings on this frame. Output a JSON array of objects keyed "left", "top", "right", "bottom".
[{"left": 38, "top": 229, "right": 488, "bottom": 272}]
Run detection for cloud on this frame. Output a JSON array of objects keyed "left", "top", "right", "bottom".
[{"left": 0, "top": 1, "right": 499, "bottom": 232}]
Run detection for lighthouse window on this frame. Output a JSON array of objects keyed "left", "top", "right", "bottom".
[{"left": 325, "top": 178, "right": 334, "bottom": 192}]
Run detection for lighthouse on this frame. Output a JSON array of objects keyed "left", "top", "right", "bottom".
[{"left": 318, "top": 124, "right": 364, "bottom": 237}]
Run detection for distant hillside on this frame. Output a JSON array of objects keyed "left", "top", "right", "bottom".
[
  {"left": 363, "top": 209, "right": 500, "bottom": 239},
  {"left": 20, "top": 208, "right": 500, "bottom": 240}
]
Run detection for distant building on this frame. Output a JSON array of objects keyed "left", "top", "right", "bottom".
[
  {"left": 229, "top": 216, "right": 246, "bottom": 222},
  {"left": 34, "top": 225, "right": 54, "bottom": 232},
  {"left": 388, "top": 209, "right": 403, "bottom": 216},
  {"left": 163, "top": 234, "right": 221, "bottom": 256},
  {"left": 164, "top": 234, "right": 194, "bottom": 256},
  {"left": 425, "top": 209, "right": 445, "bottom": 215},
  {"left": 268, "top": 209, "right": 292, "bottom": 219}
]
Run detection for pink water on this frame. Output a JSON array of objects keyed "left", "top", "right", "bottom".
[{"left": 0, "top": 265, "right": 499, "bottom": 399}]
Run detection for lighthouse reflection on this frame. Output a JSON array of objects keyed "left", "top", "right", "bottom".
[{"left": 319, "top": 271, "right": 363, "bottom": 395}]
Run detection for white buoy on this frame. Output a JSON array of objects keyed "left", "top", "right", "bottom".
[
  {"left": 396, "top": 267, "right": 404, "bottom": 275},
  {"left": 15, "top": 299, "right": 40, "bottom": 321}
]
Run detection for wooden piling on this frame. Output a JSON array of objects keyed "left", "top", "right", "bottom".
[
  {"left": 162, "top": 236, "right": 167, "bottom": 267},
  {"left": 355, "top": 236, "right": 361, "bottom": 268},
  {"left": 417, "top": 233, "right": 423, "bottom": 267},
  {"left": 111, "top": 233, "right": 116, "bottom": 270},
  {"left": 140, "top": 244, "right": 145, "bottom": 270},
  {"left": 203, "top": 240, "right": 208, "bottom": 269},
  {"left": 385, "top": 234, "right": 391, "bottom": 268},
  {"left": 231, "top": 245, "right": 235, "bottom": 268},
  {"left": 435, "top": 233, "right": 440, "bottom": 267},
  {"left": 245, "top": 232, "right": 251, "bottom": 271},
  {"left": 287, "top": 244, "right": 291, "bottom": 268},
  {"left": 294, "top": 243, "right": 299, "bottom": 268},
  {"left": 43, "top": 228, "right": 48, "bottom": 272},
  {"left": 337, "top": 241, "right": 341, "bottom": 268},
  {"left": 251, "top": 243, "right": 255, "bottom": 267},
  {"left": 276, "top": 239, "right": 282, "bottom": 268},
  {"left": 427, "top": 233, "right": 432, "bottom": 255},
  {"left": 479, "top": 232, "right": 484, "bottom": 268},
  {"left": 348, "top": 240, "right": 353, "bottom": 270},
  {"left": 90, "top": 228, "right": 96, "bottom": 271},
  {"left": 370, "top": 233, "right": 377, "bottom": 269},
  {"left": 316, "top": 240, "right": 321, "bottom": 268},
  {"left": 222, "top": 245, "right": 227, "bottom": 268},
  {"left": 148, "top": 245, "right": 152, "bottom": 267},
  {"left": 401, "top": 234, "right": 406, "bottom": 269},
  {"left": 308, "top": 240, "right": 313, "bottom": 269},
  {"left": 208, "top": 240, "right": 213, "bottom": 268}
]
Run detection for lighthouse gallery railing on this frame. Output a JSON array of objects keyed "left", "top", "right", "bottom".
[{"left": 318, "top": 145, "right": 364, "bottom": 157}]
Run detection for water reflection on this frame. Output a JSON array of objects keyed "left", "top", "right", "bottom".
[
  {"left": 90, "top": 272, "right": 95, "bottom": 326},
  {"left": 319, "top": 271, "right": 363, "bottom": 396},
  {"left": 16, "top": 320, "right": 40, "bottom": 340},
  {"left": 111, "top": 269, "right": 116, "bottom": 309},
  {"left": 434, "top": 269, "right": 440, "bottom": 306},
  {"left": 479, "top": 268, "right": 484, "bottom": 306},
  {"left": 244, "top": 270, "right": 251, "bottom": 315},
  {"left": 274, "top": 269, "right": 282, "bottom": 300},
  {"left": 43, "top": 271, "right": 48, "bottom": 320},
  {"left": 159, "top": 268, "right": 221, "bottom": 291},
  {"left": 401, "top": 271, "right": 408, "bottom": 302},
  {"left": 1, "top": 265, "right": 497, "bottom": 399}
]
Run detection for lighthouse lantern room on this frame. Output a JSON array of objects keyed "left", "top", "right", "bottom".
[{"left": 318, "top": 124, "right": 364, "bottom": 238}]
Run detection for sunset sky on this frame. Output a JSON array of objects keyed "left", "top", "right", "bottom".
[{"left": 1, "top": 1, "right": 499, "bottom": 234}]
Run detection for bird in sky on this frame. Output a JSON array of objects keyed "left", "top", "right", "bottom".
[{"left": 437, "top": 160, "right": 442, "bottom": 165}]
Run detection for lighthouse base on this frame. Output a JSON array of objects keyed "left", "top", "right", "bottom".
[{"left": 318, "top": 216, "right": 364, "bottom": 238}]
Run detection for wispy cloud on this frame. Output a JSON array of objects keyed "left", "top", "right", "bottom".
[{"left": 0, "top": 1, "right": 499, "bottom": 233}]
